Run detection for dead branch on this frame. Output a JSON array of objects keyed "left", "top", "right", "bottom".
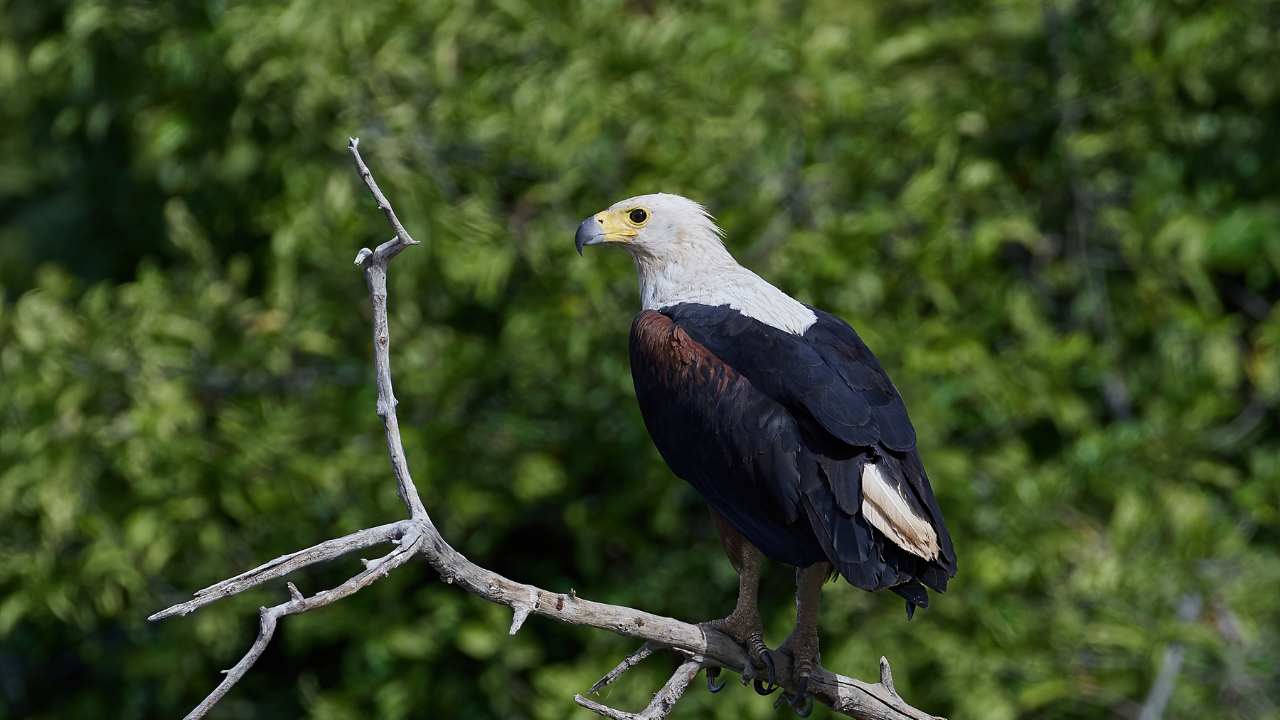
[
  {"left": 147, "top": 138, "right": 943, "bottom": 720},
  {"left": 575, "top": 658, "right": 702, "bottom": 720},
  {"left": 588, "top": 642, "right": 659, "bottom": 695},
  {"left": 179, "top": 530, "right": 424, "bottom": 720},
  {"left": 147, "top": 520, "right": 412, "bottom": 622}
]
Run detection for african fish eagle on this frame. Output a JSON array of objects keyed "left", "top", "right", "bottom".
[{"left": 575, "top": 193, "right": 957, "bottom": 709}]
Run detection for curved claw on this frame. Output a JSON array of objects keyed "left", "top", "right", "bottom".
[
  {"left": 785, "top": 668, "right": 813, "bottom": 716},
  {"left": 787, "top": 691, "right": 814, "bottom": 717},
  {"left": 705, "top": 667, "right": 727, "bottom": 694},
  {"left": 752, "top": 650, "right": 779, "bottom": 695},
  {"left": 754, "top": 677, "right": 780, "bottom": 696}
]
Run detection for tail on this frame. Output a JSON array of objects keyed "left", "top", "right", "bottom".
[{"left": 892, "top": 580, "right": 929, "bottom": 620}]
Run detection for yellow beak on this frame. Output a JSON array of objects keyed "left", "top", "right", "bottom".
[{"left": 575, "top": 210, "right": 638, "bottom": 255}]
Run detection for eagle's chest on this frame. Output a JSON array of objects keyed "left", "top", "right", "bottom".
[
  {"left": 628, "top": 310, "right": 792, "bottom": 489},
  {"left": 629, "top": 312, "right": 740, "bottom": 458}
]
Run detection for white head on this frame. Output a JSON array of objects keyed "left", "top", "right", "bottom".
[
  {"left": 575, "top": 193, "right": 817, "bottom": 334},
  {"left": 573, "top": 192, "right": 732, "bottom": 265}
]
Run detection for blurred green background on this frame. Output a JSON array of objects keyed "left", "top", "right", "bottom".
[{"left": 2, "top": 0, "right": 1279, "bottom": 718}]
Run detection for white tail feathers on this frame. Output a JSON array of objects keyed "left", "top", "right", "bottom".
[{"left": 861, "top": 463, "right": 940, "bottom": 561}]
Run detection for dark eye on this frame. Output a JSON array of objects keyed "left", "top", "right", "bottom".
[{"left": 628, "top": 208, "right": 648, "bottom": 224}]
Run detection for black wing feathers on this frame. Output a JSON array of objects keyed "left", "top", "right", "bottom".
[
  {"left": 803, "top": 308, "right": 918, "bottom": 452},
  {"left": 629, "top": 304, "right": 956, "bottom": 608},
  {"left": 664, "top": 304, "right": 881, "bottom": 448},
  {"left": 805, "top": 308, "right": 956, "bottom": 577}
]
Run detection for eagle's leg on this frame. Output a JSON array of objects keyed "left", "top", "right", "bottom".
[
  {"left": 776, "top": 561, "right": 828, "bottom": 716},
  {"left": 701, "top": 511, "right": 773, "bottom": 693}
]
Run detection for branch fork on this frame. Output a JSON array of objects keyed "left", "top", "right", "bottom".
[{"left": 147, "top": 138, "right": 943, "bottom": 720}]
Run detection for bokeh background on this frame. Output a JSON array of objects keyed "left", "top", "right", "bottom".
[{"left": 3, "top": 1, "right": 1279, "bottom": 718}]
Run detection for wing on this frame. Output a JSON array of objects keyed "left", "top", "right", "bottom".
[
  {"left": 662, "top": 303, "right": 916, "bottom": 451},
  {"left": 662, "top": 303, "right": 957, "bottom": 586},
  {"left": 805, "top": 307, "right": 956, "bottom": 575},
  {"left": 803, "top": 307, "right": 917, "bottom": 452}
]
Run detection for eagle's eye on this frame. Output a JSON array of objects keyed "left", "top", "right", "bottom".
[{"left": 628, "top": 208, "right": 649, "bottom": 225}]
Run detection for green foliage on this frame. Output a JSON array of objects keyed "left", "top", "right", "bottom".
[{"left": 2, "top": 1, "right": 1279, "bottom": 718}]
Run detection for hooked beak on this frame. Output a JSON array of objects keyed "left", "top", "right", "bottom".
[
  {"left": 575, "top": 217, "right": 603, "bottom": 256},
  {"left": 574, "top": 210, "right": 638, "bottom": 256}
]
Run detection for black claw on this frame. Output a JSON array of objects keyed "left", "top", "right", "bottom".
[
  {"left": 785, "top": 669, "right": 814, "bottom": 716},
  {"left": 754, "top": 678, "right": 779, "bottom": 696},
  {"left": 752, "top": 650, "right": 779, "bottom": 695},
  {"left": 705, "top": 667, "right": 726, "bottom": 694},
  {"left": 788, "top": 692, "right": 814, "bottom": 717}
]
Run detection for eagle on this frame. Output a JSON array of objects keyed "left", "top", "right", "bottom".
[{"left": 575, "top": 193, "right": 957, "bottom": 712}]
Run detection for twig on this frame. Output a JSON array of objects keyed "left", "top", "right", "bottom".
[
  {"left": 148, "top": 138, "right": 942, "bottom": 720},
  {"left": 348, "top": 137, "right": 428, "bottom": 519},
  {"left": 575, "top": 659, "right": 703, "bottom": 720},
  {"left": 589, "top": 642, "right": 659, "bottom": 695},
  {"left": 148, "top": 521, "right": 411, "bottom": 621},
  {"left": 879, "top": 656, "right": 898, "bottom": 697},
  {"left": 347, "top": 136, "right": 419, "bottom": 251},
  {"left": 181, "top": 529, "right": 423, "bottom": 720}
]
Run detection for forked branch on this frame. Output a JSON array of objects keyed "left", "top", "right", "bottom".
[
  {"left": 147, "top": 138, "right": 942, "bottom": 720},
  {"left": 575, "top": 655, "right": 703, "bottom": 720}
]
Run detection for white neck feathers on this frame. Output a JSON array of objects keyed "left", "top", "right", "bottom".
[{"left": 631, "top": 233, "right": 817, "bottom": 335}]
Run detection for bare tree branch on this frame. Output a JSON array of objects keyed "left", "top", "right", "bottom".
[
  {"left": 148, "top": 520, "right": 411, "bottom": 621},
  {"left": 180, "top": 529, "right": 424, "bottom": 720},
  {"left": 148, "top": 138, "right": 943, "bottom": 720},
  {"left": 348, "top": 136, "right": 420, "bottom": 253},
  {"left": 575, "top": 659, "right": 703, "bottom": 720},
  {"left": 349, "top": 137, "right": 428, "bottom": 520},
  {"left": 589, "top": 642, "right": 659, "bottom": 695}
]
